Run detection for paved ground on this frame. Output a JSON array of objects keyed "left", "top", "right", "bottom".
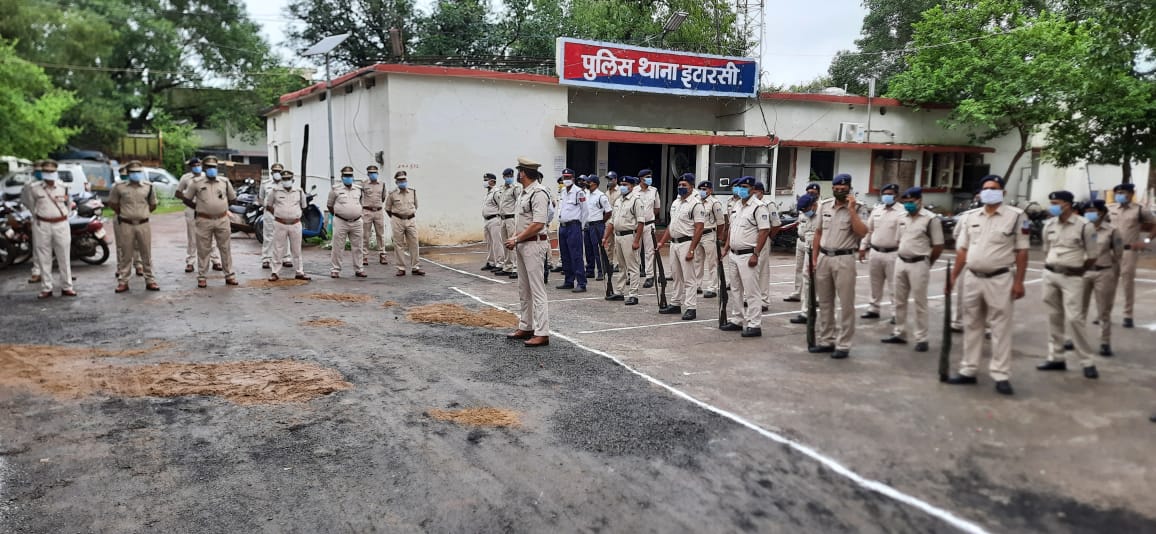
[{"left": 1, "top": 212, "right": 1154, "bottom": 533}]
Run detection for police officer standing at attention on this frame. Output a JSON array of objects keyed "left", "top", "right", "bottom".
[
  {"left": 481, "top": 173, "right": 504, "bottom": 271},
  {"left": 505, "top": 157, "right": 551, "bottom": 347},
  {"left": 656, "top": 173, "right": 706, "bottom": 320},
  {"left": 945, "top": 175, "right": 1029, "bottom": 395},
  {"left": 1080, "top": 200, "right": 1123, "bottom": 356},
  {"left": 495, "top": 168, "right": 522, "bottom": 278},
  {"left": 720, "top": 176, "right": 771, "bottom": 337},
  {"left": 327, "top": 166, "right": 366, "bottom": 278},
  {"left": 23, "top": 160, "right": 45, "bottom": 285},
  {"left": 606, "top": 171, "right": 621, "bottom": 206},
  {"left": 176, "top": 157, "right": 221, "bottom": 274},
  {"left": 751, "top": 182, "right": 782, "bottom": 311},
  {"left": 636, "top": 169, "right": 661, "bottom": 288},
  {"left": 556, "top": 168, "right": 588, "bottom": 292},
  {"left": 110, "top": 161, "right": 158, "bottom": 293},
  {"left": 789, "top": 193, "right": 818, "bottom": 324},
  {"left": 860, "top": 183, "right": 904, "bottom": 321},
  {"left": 260, "top": 163, "right": 292, "bottom": 270},
  {"left": 265, "top": 170, "right": 311, "bottom": 282},
  {"left": 1107, "top": 183, "right": 1154, "bottom": 329},
  {"left": 387, "top": 170, "right": 425, "bottom": 276},
  {"left": 696, "top": 180, "right": 725, "bottom": 299},
  {"left": 604, "top": 175, "right": 646, "bottom": 305},
  {"left": 1036, "top": 191, "right": 1100, "bottom": 379},
  {"left": 361, "top": 165, "right": 389, "bottom": 267},
  {"left": 881, "top": 187, "right": 943, "bottom": 351},
  {"left": 25, "top": 160, "right": 76, "bottom": 298},
  {"left": 810, "top": 174, "right": 869, "bottom": 358},
  {"left": 583, "top": 175, "right": 612, "bottom": 281},
  {"left": 180, "top": 156, "right": 237, "bottom": 289}
]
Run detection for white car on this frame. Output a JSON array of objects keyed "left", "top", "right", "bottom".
[
  {"left": 1, "top": 163, "right": 89, "bottom": 201},
  {"left": 144, "top": 167, "right": 179, "bottom": 197}
]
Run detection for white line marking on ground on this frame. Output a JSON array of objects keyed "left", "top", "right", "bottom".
[
  {"left": 450, "top": 286, "right": 991, "bottom": 534},
  {"left": 424, "top": 259, "right": 511, "bottom": 284}
]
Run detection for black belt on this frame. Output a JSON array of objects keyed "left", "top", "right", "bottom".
[
  {"left": 820, "top": 247, "right": 856, "bottom": 256},
  {"left": 363, "top": 206, "right": 382, "bottom": 211},
  {"left": 702, "top": 228, "right": 714, "bottom": 235},
  {"left": 275, "top": 217, "right": 300, "bottom": 225},
  {"left": 484, "top": 214, "right": 499, "bottom": 220},
  {"left": 1090, "top": 265, "right": 1113, "bottom": 272},
  {"left": 1123, "top": 245, "right": 1133, "bottom": 250},
  {"left": 560, "top": 220, "right": 581, "bottom": 227},
  {"left": 522, "top": 234, "right": 549, "bottom": 242},
  {"left": 899, "top": 255, "right": 928, "bottom": 263},
  {"left": 1045, "top": 264, "right": 1086, "bottom": 277},
  {"left": 334, "top": 213, "right": 362, "bottom": 223},
  {"left": 117, "top": 217, "right": 149, "bottom": 225},
  {"left": 389, "top": 213, "right": 415, "bottom": 220},
  {"left": 615, "top": 230, "right": 634, "bottom": 236},
  {"left": 501, "top": 214, "right": 514, "bottom": 219},
  {"left": 673, "top": 236, "right": 693, "bottom": 244},
  {"left": 969, "top": 267, "right": 1010, "bottom": 278},
  {"left": 731, "top": 248, "right": 755, "bottom": 256},
  {"left": 871, "top": 245, "right": 899, "bottom": 253}
]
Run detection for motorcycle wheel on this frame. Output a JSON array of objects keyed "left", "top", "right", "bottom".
[
  {"left": 0, "top": 238, "right": 11, "bottom": 270},
  {"left": 78, "top": 238, "right": 111, "bottom": 265},
  {"left": 11, "top": 242, "right": 33, "bottom": 265},
  {"left": 253, "top": 218, "right": 264, "bottom": 244}
]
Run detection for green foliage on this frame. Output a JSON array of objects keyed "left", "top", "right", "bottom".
[
  {"left": 149, "top": 112, "right": 200, "bottom": 177},
  {"left": 414, "top": 0, "right": 498, "bottom": 57},
  {"left": 0, "top": 41, "right": 78, "bottom": 158},
  {"left": 205, "top": 68, "right": 311, "bottom": 144},
  {"left": 288, "top": 0, "right": 420, "bottom": 68},
  {"left": 787, "top": 75, "right": 835, "bottom": 94},
  {"left": 827, "top": 0, "right": 944, "bottom": 95}
]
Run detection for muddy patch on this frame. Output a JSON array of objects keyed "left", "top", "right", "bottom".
[
  {"left": 246, "top": 279, "right": 310, "bottom": 288},
  {"left": 304, "top": 292, "right": 373, "bottom": 303},
  {"left": 407, "top": 303, "right": 518, "bottom": 328},
  {"left": 301, "top": 318, "right": 346, "bottom": 328},
  {"left": 427, "top": 407, "right": 521, "bottom": 428},
  {"left": 381, "top": 300, "right": 398, "bottom": 308}
]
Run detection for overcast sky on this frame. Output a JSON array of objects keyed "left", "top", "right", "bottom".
[{"left": 242, "top": 0, "right": 868, "bottom": 88}]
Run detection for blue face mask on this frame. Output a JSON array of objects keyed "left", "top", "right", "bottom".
[
  {"left": 191, "top": 166, "right": 202, "bottom": 175},
  {"left": 677, "top": 187, "right": 689, "bottom": 197},
  {"left": 804, "top": 210, "right": 815, "bottom": 218},
  {"left": 698, "top": 189, "right": 708, "bottom": 199},
  {"left": 733, "top": 186, "right": 750, "bottom": 200},
  {"left": 1048, "top": 204, "right": 1063, "bottom": 217},
  {"left": 643, "top": 177, "right": 653, "bottom": 186},
  {"left": 504, "top": 177, "right": 513, "bottom": 185},
  {"left": 342, "top": 176, "right": 354, "bottom": 186},
  {"left": 1115, "top": 193, "right": 1128, "bottom": 204},
  {"left": 368, "top": 173, "right": 379, "bottom": 182},
  {"left": 903, "top": 201, "right": 919, "bottom": 214},
  {"left": 32, "top": 170, "right": 42, "bottom": 180},
  {"left": 205, "top": 168, "right": 218, "bottom": 179},
  {"left": 618, "top": 185, "right": 630, "bottom": 195},
  {"left": 882, "top": 194, "right": 895, "bottom": 206},
  {"left": 397, "top": 181, "right": 408, "bottom": 190},
  {"left": 1084, "top": 211, "right": 1099, "bottom": 223},
  {"left": 129, "top": 172, "right": 144, "bottom": 183}
]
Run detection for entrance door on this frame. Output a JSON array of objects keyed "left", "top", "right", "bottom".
[
  {"left": 809, "top": 150, "right": 836, "bottom": 182},
  {"left": 663, "top": 145, "right": 697, "bottom": 224},
  {"left": 566, "top": 140, "right": 596, "bottom": 176},
  {"left": 608, "top": 142, "right": 663, "bottom": 219}
]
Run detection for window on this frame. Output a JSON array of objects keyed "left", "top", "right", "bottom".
[
  {"left": 921, "top": 152, "right": 976, "bottom": 189},
  {"left": 774, "top": 147, "right": 796, "bottom": 193},
  {"left": 710, "top": 146, "right": 773, "bottom": 192},
  {"left": 871, "top": 150, "right": 916, "bottom": 191}
]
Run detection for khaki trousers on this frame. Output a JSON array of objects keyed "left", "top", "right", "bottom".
[
  {"left": 516, "top": 240, "right": 550, "bottom": 336},
  {"left": 330, "top": 216, "right": 363, "bottom": 274},
  {"left": 612, "top": 233, "right": 641, "bottom": 297},
  {"left": 185, "top": 207, "right": 219, "bottom": 266},
  {"left": 723, "top": 249, "right": 741, "bottom": 318},
  {"left": 484, "top": 218, "right": 504, "bottom": 268},
  {"left": 640, "top": 222, "right": 656, "bottom": 278},
  {"left": 789, "top": 243, "right": 806, "bottom": 299},
  {"left": 892, "top": 259, "right": 931, "bottom": 343},
  {"left": 726, "top": 251, "right": 762, "bottom": 328},
  {"left": 1082, "top": 268, "right": 1117, "bottom": 344},
  {"left": 867, "top": 250, "right": 897, "bottom": 315},
  {"left": 261, "top": 211, "right": 289, "bottom": 263},
  {"left": 33, "top": 220, "right": 72, "bottom": 293},
  {"left": 669, "top": 240, "right": 701, "bottom": 309},
  {"left": 1043, "top": 270, "right": 1094, "bottom": 367},
  {"left": 758, "top": 244, "right": 773, "bottom": 306},
  {"left": 815, "top": 254, "right": 857, "bottom": 350},
  {"left": 362, "top": 209, "right": 388, "bottom": 263},
  {"left": 501, "top": 218, "right": 517, "bottom": 272},
  {"left": 115, "top": 221, "right": 154, "bottom": 284},
  {"left": 1118, "top": 249, "right": 1139, "bottom": 318},
  {"left": 195, "top": 216, "right": 233, "bottom": 280},
  {"left": 391, "top": 216, "right": 420, "bottom": 272},
  {"left": 272, "top": 221, "right": 303, "bottom": 277},
  {"left": 696, "top": 233, "right": 718, "bottom": 293},
  {"left": 960, "top": 270, "right": 1014, "bottom": 381}
]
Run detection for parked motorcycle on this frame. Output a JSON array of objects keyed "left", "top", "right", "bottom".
[
  {"left": 772, "top": 210, "right": 799, "bottom": 250},
  {"left": 71, "top": 191, "right": 104, "bottom": 218},
  {"left": 1, "top": 201, "right": 34, "bottom": 267},
  {"left": 228, "top": 178, "right": 264, "bottom": 242},
  {"left": 69, "top": 214, "right": 110, "bottom": 265},
  {"left": 301, "top": 186, "right": 327, "bottom": 240}
]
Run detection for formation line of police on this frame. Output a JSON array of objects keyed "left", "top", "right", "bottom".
[{"left": 494, "top": 161, "right": 1153, "bottom": 399}]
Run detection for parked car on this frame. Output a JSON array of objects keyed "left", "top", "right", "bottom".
[
  {"left": 62, "top": 159, "right": 115, "bottom": 200},
  {"left": 0, "top": 156, "right": 33, "bottom": 176},
  {"left": 1, "top": 164, "right": 88, "bottom": 201},
  {"left": 144, "top": 167, "right": 179, "bottom": 197}
]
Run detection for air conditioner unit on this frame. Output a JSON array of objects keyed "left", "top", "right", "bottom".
[{"left": 838, "top": 122, "right": 865, "bottom": 143}]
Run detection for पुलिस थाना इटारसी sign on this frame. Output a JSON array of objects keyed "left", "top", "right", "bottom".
[{"left": 556, "top": 38, "right": 759, "bottom": 98}]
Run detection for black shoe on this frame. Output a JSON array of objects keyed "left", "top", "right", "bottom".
[
  {"left": 950, "top": 326, "right": 964, "bottom": 334},
  {"left": 860, "top": 311, "right": 881, "bottom": 319},
  {"left": 945, "top": 374, "right": 977, "bottom": 385},
  {"left": 681, "top": 309, "right": 696, "bottom": 320},
  {"left": 719, "top": 322, "right": 742, "bottom": 332},
  {"left": 606, "top": 294, "right": 625, "bottom": 301},
  {"left": 703, "top": 291, "right": 717, "bottom": 299},
  {"left": 625, "top": 297, "right": 638, "bottom": 306},
  {"left": 1093, "top": 319, "right": 1100, "bottom": 325},
  {"left": 1083, "top": 366, "right": 1099, "bottom": 379},
  {"left": 914, "top": 342, "right": 929, "bottom": 352},
  {"left": 507, "top": 273, "right": 518, "bottom": 279},
  {"left": 741, "top": 327, "right": 762, "bottom": 337},
  {"left": 492, "top": 269, "right": 507, "bottom": 276},
  {"left": 783, "top": 295, "right": 801, "bottom": 302},
  {"left": 595, "top": 275, "right": 604, "bottom": 281},
  {"left": 658, "top": 305, "right": 681, "bottom": 315},
  {"left": 573, "top": 287, "right": 587, "bottom": 293},
  {"left": 482, "top": 264, "right": 495, "bottom": 271},
  {"left": 643, "top": 278, "right": 654, "bottom": 288},
  {"left": 556, "top": 284, "right": 575, "bottom": 290},
  {"left": 1150, "top": 414, "right": 1156, "bottom": 423},
  {"left": 1037, "top": 361, "right": 1067, "bottom": 371},
  {"left": 889, "top": 317, "right": 896, "bottom": 325},
  {"left": 994, "top": 380, "right": 1014, "bottom": 395},
  {"left": 613, "top": 266, "right": 620, "bottom": 273},
  {"left": 761, "top": 305, "right": 769, "bottom": 312},
  {"left": 789, "top": 314, "right": 807, "bottom": 324},
  {"left": 831, "top": 350, "right": 850, "bottom": 359},
  {"left": 697, "top": 289, "right": 703, "bottom": 294},
  {"left": 808, "top": 345, "right": 835, "bottom": 353},
  {"left": 1123, "top": 318, "right": 1134, "bottom": 328},
  {"left": 1100, "top": 344, "right": 1113, "bottom": 357},
  {"left": 1063, "top": 340, "right": 1074, "bottom": 351},
  {"left": 881, "top": 335, "right": 907, "bottom": 344},
  {"left": 551, "top": 266, "right": 563, "bottom": 273}
]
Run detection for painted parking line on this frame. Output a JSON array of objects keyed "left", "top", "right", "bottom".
[
  {"left": 423, "top": 258, "right": 511, "bottom": 284},
  {"left": 451, "top": 286, "right": 990, "bottom": 534}
]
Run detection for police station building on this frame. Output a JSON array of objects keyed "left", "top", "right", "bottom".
[{"left": 267, "top": 38, "right": 1150, "bottom": 245}]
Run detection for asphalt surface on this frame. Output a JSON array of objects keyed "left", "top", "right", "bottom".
[{"left": 0, "top": 212, "right": 1153, "bottom": 533}]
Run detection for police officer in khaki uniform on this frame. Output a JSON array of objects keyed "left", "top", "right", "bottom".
[
  {"left": 494, "top": 168, "right": 523, "bottom": 278},
  {"left": 1036, "top": 191, "right": 1101, "bottom": 378},
  {"left": 946, "top": 175, "right": 1029, "bottom": 395},
  {"left": 720, "top": 176, "right": 772, "bottom": 337},
  {"left": 175, "top": 157, "right": 222, "bottom": 273},
  {"left": 695, "top": 180, "right": 725, "bottom": 299},
  {"left": 265, "top": 169, "right": 311, "bottom": 282},
  {"left": 788, "top": 193, "right": 819, "bottom": 324},
  {"left": 25, "top": 160, "right": 76, "bottom": 298},
  {"left": 327, "top": 166, "right": 366, "bottom": 278},
  {"left": 881, "top": 187, "right": 943, "bottom": 352},
  {"left": 635, "top": 169, "right": 661, "bottom": 288},
  {"left": 260, "top": 163, "right": 292, "bottom": 269},
  {"left": 603, "top": 176, "right": 646, "bottom": 304},
  {"left": 114, "top": 163, "right": 145, "bottom": 277},
  {"left": 110, "top": 161, "right": 158, "bottom": 293},
  {"left": 657, "top": 174, "right": 706, "bottom": 320},
  {"left": 810, "top": 174, "right": 869, "bottom": 358},
  {"left": 180, "top": 156, "right": 237, "bottom": 288},
  {"left": 505, "top": 157, "right": 551, "bottom": 347},
  {"left": 386, "top": 171, "right": 425, "bottom": 276},
  {"left": 751, "top": 182, "right": 782, "bottom": 310},
  {"left": 1080, "top": 200, "right": 1123, "bottom": 356},
  {"left": 481, "top": 173, "right": 504, "bottom": 271},
  {"left": 360, "top": 165, "right": 389, "bottom": 266},
  {"left": 606, "top": 171, "right": 621, "bottom": 206},
  {"left": 1107, "top": 183, "right": 1154, "bottom": 329},
  {"left": 860, "top": 183, "right": 904, "bottom": 321}
]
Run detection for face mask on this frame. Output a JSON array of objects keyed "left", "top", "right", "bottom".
[
  {"left": 677, "top": 187, "right": 689, "bottom": 197},
  {"left": 205, "top": 168, "right": 218, "bottom": 179},
  {"left": 733, "top": 186, "right": 750, "bottom": 200},
  {"left": 368, "top": 173, "right": 379, "bottom": 182},
  {"left": 562, "top": 179, "right": 573, "bottom": 187},
  {"left": 42, "top": 172, "right": 58, "bottom": 182},
  {"left": 282, "top": 180, "right": 293, "bottom": 189},
  {"left": 192, "top": 166, "right": 202, "bottom": 175},
  {"left": 272, "top": 172, "right": 282, "bottom": 180},
  {"left": 698, "top": 189, "right": 708, "bottom": 199},
  {"left": 1084, "top": 211, "right": 1099, "bottom": 223},
  {"left": 1048, "top": 204, "right": 1063, "bottom": 217},
  {"left": 397, "top": 181, "right": 408, "bottom": 190},
  {"left": 881, "top": 194, "right": 895, "bottom": 206},
  {"left": 833, "top": 190, "right": 848, "bottom": 201},
  {"left": 618, "top": 185, "right": 630, "bottom": 195},
  {"left": 903, "top": 202, "right": 919, "bottom": 214},
  {"left": 979, "top": 188, "right": 1003, "bottom": 205},
  {"left": 643, "top": 177, "right": 653, "bottom": 186},
  {"left": 129, "top": 172, "right": 144, "bottom": 183},
  {"left": 33, "top": 170, "right": 42, "bottom": 180},
  {"left": 1115, "top": 193, "right": 1128, "bottom": 204},
  {"left": 804, "top": 210, "right": 815, "bottom": 218},
  {"left": 483, "top": 183, "right": 490, "bottom": 189},
  {"left": 504, "top": 177, "right": 513, "bottom": 185},
  {"left": 342, "top": 176, "right": 353, "bottom": 186}
]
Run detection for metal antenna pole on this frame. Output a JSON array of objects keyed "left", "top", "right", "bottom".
[{"left": 325, "top": 53, "right": 335, "bottom": 187}]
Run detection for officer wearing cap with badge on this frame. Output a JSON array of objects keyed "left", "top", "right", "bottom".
[
  {"left": 387, "top": 170, "right": 425, "bottom": 276},
  {"left": 810, "top": 173, "right": 869, "bottom": 358},
  {"left": 583, "top": 174, "right": 612, "bottom": 281},
  {"left": 361, "top": 165, "right": 389, "bottom": 267},
  {"left": 1036, "top": 190, "right": 1101, "bottom": 379},
  {"left": 720, "top": 176, "right": 771, "bottom": 337},
  {"left": 180, "top": 156, "right": 238, "bottom": 288},
  {"left": 266, "top": 170, "right": 311, "bottom": 282},
  {"left": 505, "top": 157, "right": 551, "bottom": 347},
  {"left": 945, "top": 175, "right": 1029, "bottom": 395},
  {"left": 110, "top": 160, "right": 158, "bottom": 293},
  {"left": 1080, "top": 200, "right": 1123, "bottom": 356},
  {"left": 881, "top": 187, "right": 943, "bottom": 351},
  {"left": 25, "top": 159, "right": 77, "bottom": 298},
  {"left": 481, "top": 172, "right": 503, "bottom": 271},
  {"left": 260, "top": 163, "right": 292, "bottom": 270},
  {"left": 751, "top": 181, "right": 782, "bottom": 311},
  {"left": 176, "top": 157, "right": 221, "bottom": 273},
  {"left": 695, "top": 180, "right": 725, "bottom": 299},
  {"left": 786, "top": 183, "right": 821, "bottom": 306},
  {"left": 606, "top": 171, "right": 621, "bottom": 206},
  {"left": 327, "top": 166, "right": 366, "bottom": 278},
  {"left": 1107, "top": 183, "right": 1154, "bottom": 329},
  {"left": 494, "top": 168, "right": 522, "bottom": 278},
  {"left": 635, "top": 169, "right": 661, "bottom": 288},
  {"left": 656, "top": 174, "right": 706, "bottom": 320},
  {"left": 603, "top": 175, "right": 646, "bottom": 305},
  {"left": 860, "top": 183, "right": 904, "bottom": 321},
  {"left": 556, "top": 168, "right": 589, "bottom": 292}
]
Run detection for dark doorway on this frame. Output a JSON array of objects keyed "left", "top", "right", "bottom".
[
  {"left": 566, "top": 140, "right": 596, "bottom": 176},
  {"left": 608, "top": 142, "right": 664, "bottom": 221},
  {"left": 809, "top": 150, "right": 836, "bottom": 182}
]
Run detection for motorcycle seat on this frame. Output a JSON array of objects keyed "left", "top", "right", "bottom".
[{"left": 228, "top": 205, "right": 249, "bottom": 214}]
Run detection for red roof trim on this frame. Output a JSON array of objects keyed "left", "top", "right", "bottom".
[
  {"left": 555, "top": 125, "right": 773, "bottom": 147},
  {"left": 279, "top": 64, "right": 559, "bottom": 104},
  {"left": 781, "top": 139, "right": 994, "bottom": 153}
]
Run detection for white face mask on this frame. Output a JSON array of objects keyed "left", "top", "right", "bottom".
[
  {"left": 979, "top": 188, "right": 1004, "bottom": 205},
  {"left": 562, "top": 179, "right": 573, "bottom": 188},
  {"left": 42, "top": 172, "right": 58, "bottom": 182},
  {"left": 282, "top": 180, "right": 293, "bottom": 189},
  {"left": 272, "top": 172, "right": 282, "bottom": 180}
]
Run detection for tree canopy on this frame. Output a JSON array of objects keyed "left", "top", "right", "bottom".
[{"left": 0, "top": 41, "right": 78, "bottom": 158}]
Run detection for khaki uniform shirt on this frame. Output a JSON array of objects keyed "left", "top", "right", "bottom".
[
  {"left": 267, "top": 187, "right": 307, "bottom": 220},
  {"left": 386, "top": 188, "right": 418, "bottom": 218},
  {"left": 668, "top": 196, "right": 705, "bottom": 239},
  {"left": 361, "top": 181, "right": 387, "bottom": 209},
  {"left": 957, "top": 204, "right": 1029, "bottom": 273},
  {"left": 896, "top": 208, "right": 944, "bottom": 258},
  {"left": 1089, "top": 221, "right": 1123, "bottom": 268},
  {"left": 728, "top": 198, "right": 771, "bottom": 250},
  {"left": 863, "top": 204, "right": 905, "bottom": 250},
  {"left": 25, "top": 182, "right": 71, "bottom": 220},
  {"left": 1043, "top": 214, "right": 1097, "bottom": 268},
  {"left": 109, "top": 181, "right": 156, "bottom": 220},
  {"left": 607, "top": 186, "right": 621, "bottom": 207},
  {"left": 635, "top": 185, "right": 661, "bottom": 223},
  {"left": 498, "top": 182, "right": 522, "bottom": 216},
  {"left": 798, "top": 212, "right": 816, "bottom": 248},
  {"left": 610, "top": 190, "right": 646, "bottom": 232},
  {"left": 754, "top": 196, "right": 783, "bottom": 227},
  {"left": 327, "top": 185, "right": 363, "bottom": 220},
  {"left": 815, "top": 198, "right": 869, "bottom": 251},
  {"left": 482, "top": 187, "right": 501, "bottom": 218},
  {"left": 1107, "top": 202, "right": 1154, "bottom": 245},
  {"left": 181, "top": 177, "right": 236, "bottom": 217},
  {"left": 258, "top": 177, "right": 276, "bottom": 205},
  {"left": 702, "top": 195, "right": 725, "bottom": 230},
  {"left": 516, "top": 182, "right": 550, "bottom": 235}
]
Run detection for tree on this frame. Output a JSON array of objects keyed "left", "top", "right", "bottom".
[
  {"left": 827, "top": 0, "right": 943, "bottom": 96},
  {"left": 0, "top": 41, "right": 78, "bottom": 158},
  {"left": 414, "top": 0, "right": 499, "bottom": 57},
  {"left": 888, "top": 0, "right": 1088, "bottom": 181},
  {"left": 287, "top": 0, "right": 419, "bottom": 69},
  {"left": 787, "top": 75, "right": 835, "bottom": 94}
]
